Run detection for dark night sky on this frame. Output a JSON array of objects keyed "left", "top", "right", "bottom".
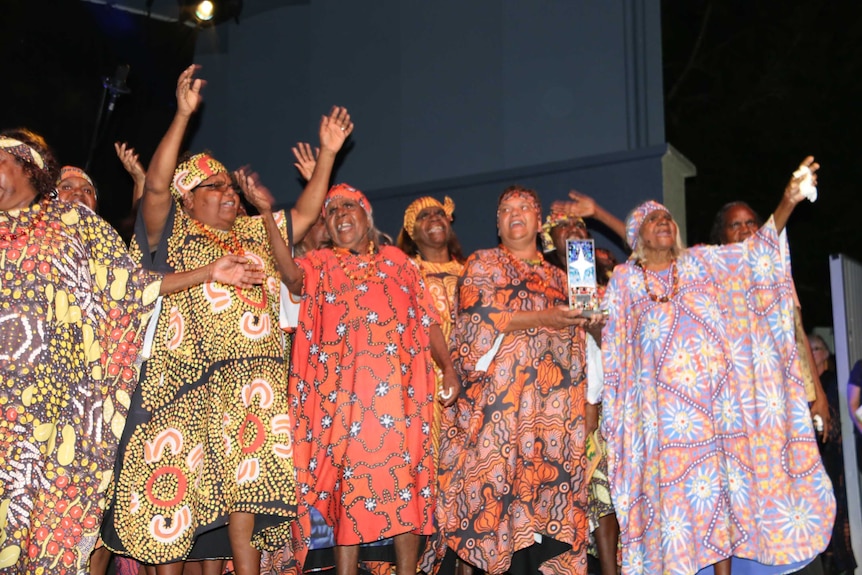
[
  {"left": 662, "top": 0, "right": 862, "bottom": 328},
  {"left": 2, "top": 1, "right": 860, "bottom": 328}
]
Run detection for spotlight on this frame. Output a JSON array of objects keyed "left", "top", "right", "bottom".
[
  {"left": 178, "top": 0, "right": 243, "bottom": 25},
  {"left": 195, "top": 0, "right": 214, "bottom": 21}
]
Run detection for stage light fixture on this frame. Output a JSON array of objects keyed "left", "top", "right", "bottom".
[
  {"left": 195, "top": 1, "right": 214, "bottom": 21},
  {"left": 178, "top": 0, "right": 243, "bottom": 25}
]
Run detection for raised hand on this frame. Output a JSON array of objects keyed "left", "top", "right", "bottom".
[
  {"left": 234, "top": 168, "right": 275, "bottom": 215},
  {"left": 785, "top": 155, "right": 819, "bottom": 205},
  {"left": 176, "top": 64, "right": 206, "bottom": 117},
  {"left": 292, "top": 142, "right": 319, "bottom": 181},
  {"left": 319, "top": 106, "right": 353, "bottom": 154},
  {"left": 211, "top": 255, "right": 265, "bottom": 288},
  {"left": 550, "top": 190, "right": 597, "bottom": 219},
  {"left": 114, "top": 142, "right": 145, "bottom": 180}
]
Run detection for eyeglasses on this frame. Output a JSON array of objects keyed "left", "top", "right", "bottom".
[{"left": 192, "top": 180, "right": 239, "bottom": 193}]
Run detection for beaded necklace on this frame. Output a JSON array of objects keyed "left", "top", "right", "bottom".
[
  {"left": 191, "top": 219, "right": 245, "bottom": 255},
  {"left": 333, "top": 241, "right": 377, "bottom": 284},
  {"left": 500, "top": 244, "right": 566, "bottom": 301},
  {"left": 0, "top": 201, "right": 46, "bottom": 242},
  {"left": 636, "top": 259, "right": 679, "bottom": 303}
]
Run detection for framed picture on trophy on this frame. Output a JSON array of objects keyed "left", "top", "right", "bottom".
[{"left": 566, "top": 238, "right": 598, "bottom": 313}]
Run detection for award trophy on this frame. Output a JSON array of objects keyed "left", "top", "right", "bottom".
[{"left": 566, "top": 239, "right": 601, "bottom": 317}]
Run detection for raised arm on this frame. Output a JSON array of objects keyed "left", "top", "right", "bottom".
[
  {"left": 236, "top": 168, "right": 305, "bottom": 294},
  {"left": 773, "top": 155, "right": 819, "bottom": 234},
  {"left": 141, "top": 65, "right": 206, "bottom": 251},
  {"left": 550, "top": 190, "right": 627, "bottom": 242},
  {"left": 290, "top": 106, "right": 353, "bottom": 241},
  {"left": 114, "top": 141, "right": 146, "bottom": 210},
  {"left": 292, "top": 142, "right": 319, "bottom": 182}
]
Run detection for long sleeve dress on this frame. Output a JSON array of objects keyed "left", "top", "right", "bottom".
[{"left": 601, "top": 219, "right": 835, "bottom": 575}]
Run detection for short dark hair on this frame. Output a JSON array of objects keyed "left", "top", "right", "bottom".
[{"left": 709, "top": 201, "right": 763, "bottom": 245}]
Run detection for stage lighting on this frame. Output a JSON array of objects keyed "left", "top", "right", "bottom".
[
  {"left": 195, "top": 1, "right": 214, "bottom": 21},
  {"left": 178, "top": 0, "right": 243, "bottom": 25}
]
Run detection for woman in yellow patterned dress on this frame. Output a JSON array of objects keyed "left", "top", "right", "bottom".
[
  {"left": 101, "top": 65, "right": 353, "bottom": 575},
  {"left": 396, "top": 196, "right": 465, "bottom": 458},
  {"left": 0, "top": 128, "right": 260, "bottom": 575}
]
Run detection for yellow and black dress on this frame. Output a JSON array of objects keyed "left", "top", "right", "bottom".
[
  {"left": 102, "top": 202, "right": 297, "bottom": 564},
  {"left": 0, "top": 201, "right": 161, "bottom": 574}
]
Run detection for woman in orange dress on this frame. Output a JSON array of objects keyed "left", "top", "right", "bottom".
[
  {"left": 423, "top": 185, "right": 595, "bottom": 575},
  {"left": 278, "top": 184, "right": 459, "bottom": 575}
]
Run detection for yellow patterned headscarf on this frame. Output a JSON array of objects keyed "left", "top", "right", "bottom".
[
  {"left": 0, "top": 136, "right": 45, "bottom": 170},
  {"left": 540, "top": 212, "right": 585, "bottom": 253},
  {"left": 170, "top": 152, "right": 227, "bottom": 200},
  {"left": 403, "top": 196, "right": 455, "bottom": 239}
]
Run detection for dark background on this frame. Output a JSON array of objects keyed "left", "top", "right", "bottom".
[
  {"left": 2, "top": 0, "right": 860, "bottom": 328},
  {"left": 663, "top": 1, "right": 862, "bottom": 329}
]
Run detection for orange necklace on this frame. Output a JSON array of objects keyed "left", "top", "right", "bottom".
[
  {"left": 636, "top": 259, "right": 678, "bottom": 303},
  {"left": 333, "top": 242, "right": 377, "bottom": 284},
  {"left": 500, "top": 244, "right": 565, "bottom": 301},
  {"left": 191, "top": 219, "right": 245, "bottom": 255},
  {"left": 0, "top": 201, "right": 46, "bottom": 242}
]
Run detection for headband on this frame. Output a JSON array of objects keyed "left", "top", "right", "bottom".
[
  {"left": 0, "top": 136, "right": 45, "bottom": 170},
  {"left": 57, "top": 166, "right": 95, "bottom": 188},
  {"left": 403, "top": 196, "right": 455, "bottom": 239},
  {"left": 322, "top": 183, "right": 372, "bottom": 217},
  {"left": 625, "top": 200, "right": 669, "bottom": 251},
  {"left": 170, "top": 153, "right": 228, "bottom": 200}
]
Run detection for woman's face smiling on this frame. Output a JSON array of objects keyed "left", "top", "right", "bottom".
[
  {"left": 497, "top": 195, "right": 540, "bottom": 247},
  {"left": 325, "top": 197, "right": 370, "bottom": 252},
  {"left": 183, "top": 173, "right": 240, "bottom": 230},
  {"left": 412, "top": 206, "right": 451, "bottom": 251}
]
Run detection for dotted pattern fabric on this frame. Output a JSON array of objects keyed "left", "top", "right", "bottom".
[{"left": 0, "top": 201, "right": 161, "bottom": 574}]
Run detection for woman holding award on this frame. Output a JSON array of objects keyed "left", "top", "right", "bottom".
[
  {"left": 601, "top": 157, "right": 836, "bottom": 575},
  {"left": 421, "top": 185, "right": 596, "bottom": 575}
]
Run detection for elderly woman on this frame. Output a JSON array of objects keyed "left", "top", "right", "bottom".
[
  {"left": 101, "top": 65, "right": 352, "bottom": 575},
  {"left": 0, "top": 129, "right": 259, "bottom": 574},
  {"left": 601, "top": 157, "right": 836, "bottom": 575},
  {"left": 709, "top": 200, "right": 831, "bottom": 440},
  {"left": 264, "top": 183, "right": 457, "bottom": 575},
  {"left": 423, "top": 185, "right": 594, "bottom": 575}
]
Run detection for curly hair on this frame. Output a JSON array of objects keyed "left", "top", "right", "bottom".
[{"left": 1, "top": 128, "right": 59, "bottom": 200}]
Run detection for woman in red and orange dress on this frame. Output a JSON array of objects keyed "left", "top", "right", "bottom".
[{"left": 277, "top": 184, "right": 459, "bottom": 575}]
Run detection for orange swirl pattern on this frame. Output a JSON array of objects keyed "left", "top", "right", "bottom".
[{"left": 421, "top": 247, "right": 588, "bottom": 575}]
